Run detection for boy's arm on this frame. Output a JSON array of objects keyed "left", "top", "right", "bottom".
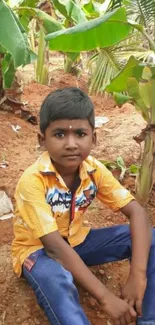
[
  {"left": 93, "top": 160, "right": 151, "bottom": 316},
  {"left": 120, "top": 200, "right": 152, "bottom": 316},
  {"left": 41, "top": 231, "right": 136, "bottom": 324}
]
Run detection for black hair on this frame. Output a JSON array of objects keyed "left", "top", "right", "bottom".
[{"left": 40, "top": 87, "right": 95, "bottom": 134}]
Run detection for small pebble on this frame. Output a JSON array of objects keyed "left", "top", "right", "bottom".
[
  {"left": 83, "top": 220, "right": 89, "bottom": 225},
  {"left": 99, "top": 269, "right": 105, "bottom": 275}
]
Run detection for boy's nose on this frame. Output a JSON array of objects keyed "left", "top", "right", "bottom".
[{"left": 65, "top": 135, "right": 78, "bottom": 149}]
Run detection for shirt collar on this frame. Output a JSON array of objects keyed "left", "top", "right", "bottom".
[{"left": 38, "top": 151, "right": 96, "bottom": 180}]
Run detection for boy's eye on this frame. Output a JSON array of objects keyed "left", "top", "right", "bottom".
[
  {"left": 55, "top": 132, "right": 65, "bottom": 138},
  {"left": 76, "top": 131, "right": 86, "bottom": 137}
]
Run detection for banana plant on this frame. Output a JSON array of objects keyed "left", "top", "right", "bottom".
[
  {"left": 127, "top": 66, "right": 155, "bottom": 203},
  {"left": 17, "top": 0, "right": 87, "bottom": 78},
  {"left": 105, "top": 57, "right": 155, "bottom": 203},
  {"left": 45, "top": 0, "right": 155, "bottom": 93},
  {"left": 0, "top": 0, "right": 32, "bottom": 90},
  {"left": 45, "top": 5, "right": 132, "bottom": 91},
  {"left": 16, "top": 5, "right": 64, "bottom": 84},
  {"left": 84, "top": 0, "right": 155, "bottom": 93},
  {"left": 87, "top": 0, "right": 155, "bottom": 93},
  {"left": 51, "top": 0, "right": 87, "bottom": 73}
]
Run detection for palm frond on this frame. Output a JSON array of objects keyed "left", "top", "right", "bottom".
[
  {"left": 109, "top": 0, "right": 122, "bottom": 10},
  {"left": 88, "top": 31, "right": 154, "bottom": 94},
  {"left": 88, "top": 48, "right": 122, "bottom": 94},
  {"left": 109, "top": 0, "right": 155, "bottom": 26},
  {"left": 126, "top": 0, "right": 155, "bottom": 27}
]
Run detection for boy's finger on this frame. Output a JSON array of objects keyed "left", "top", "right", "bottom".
[
  {"left": 129, "top": 306, "right": 137, "bottom": 318},
  {"left": 128, "top": 299, "right": 134, "bottom": 307},
  {"left": 124, "top": 312, "right": 132, "bottom": 324},
  {"left": 135, "top": 300, "right": 142, "bottom": 317}
]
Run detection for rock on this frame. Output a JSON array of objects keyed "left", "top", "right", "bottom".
[
  {"left": 83, "top": 220, "right": 89, "bottom": 225},
  {"left": 0, "top": 191, "right": 14, "bottom": 220},
  {"left": 107, "top": 276, "right": 112, "bottom": 280},
  {"left": 99, "top": 269, "right": 105, "bottom": 275}
]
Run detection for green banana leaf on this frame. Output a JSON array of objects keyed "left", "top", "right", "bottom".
[
  {"left": 0, "top": 44, "right": 6, "bottom": 54},
  {"left": 106, "top": 55, "right": 155, "bottom": 93},
  {"left": 45, "top": 7, "right": 132, "bottom": 52},
  {"left": 0, "top": 0, "right": 30, "bottom": 67},
  {"left": 18, "top": 14, "right": 30, "bottom": 32},
  {"left": 19, "top": 0, "right": 39, "bottom": 7},
  {"left": 1, "top": 53, "right": 15, "bottom": 88},
  {"left": 113, "top": 92, "right": 131, "bottom": 105},
  {"left": 7, "top": 0, "right": 39, "bottom": 7},
  {"left": 127, "top": 77, "right": 140, "bottom": 100},
  {"left": 83, "top": 1, "right": 100, "bottom": 18},
  {"left": 83, "top": 0, "right": 111, "bottom": 18},
  {"left": 52, "top": 0, "right": 87, "bottom": 24},
  {"left": 106, "top": 56, "right": 142, "bottom": 93},
  {"left": 16, "top": 7, "right": 63, "bottom": 34}
]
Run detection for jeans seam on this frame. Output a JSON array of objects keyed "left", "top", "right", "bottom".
[{"left": 24, "top": 268, "right": 61, "bottom": 325}]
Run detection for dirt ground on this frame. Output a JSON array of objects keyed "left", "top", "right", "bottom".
[{"left": 0, "top": 60, "right": 155, "bottom": 325}]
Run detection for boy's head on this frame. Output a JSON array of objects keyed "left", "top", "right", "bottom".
[
  {"left": 40, "top": 87, "right": 95, "bottom": 134},
  {"left": 39, "top": 87, "right": 96, "bottom": 174}
]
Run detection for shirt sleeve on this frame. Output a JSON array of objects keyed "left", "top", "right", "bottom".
[
  {"left": 94, "top": 160, "right": 135, "bottom": 211},
  {"left": 15, "top": 173, "right": 58, "bottom": 239}
]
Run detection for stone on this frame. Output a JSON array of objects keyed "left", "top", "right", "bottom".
[{"left": 98, "top": 269, "right": 105, "bottom": 275}]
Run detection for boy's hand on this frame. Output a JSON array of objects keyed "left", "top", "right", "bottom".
[
  {"left": 121, "top": 272, "right": 147, "bottom": 317},
  {"left": 99, "top": 291, "right": 137, "bottom": 325}
]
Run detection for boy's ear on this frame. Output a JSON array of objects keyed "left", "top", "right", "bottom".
[
  {"left": 38, "top": 132, "right": 45, "bottom": 149},
  {"left": 92, "top": 131, "right": 97, "bottom": 145}
]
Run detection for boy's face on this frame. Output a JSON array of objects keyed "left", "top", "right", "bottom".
[{"left": 39, "top": 119, "right": 96, "bottom": 174}]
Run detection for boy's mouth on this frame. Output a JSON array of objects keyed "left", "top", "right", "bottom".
[{"left": 63, "top": 154, "right": 80, "bottom": 159}]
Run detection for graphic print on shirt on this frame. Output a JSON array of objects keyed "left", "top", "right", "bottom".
[{"left": 46, "top": 181, "right": 97, "bottom": 214}]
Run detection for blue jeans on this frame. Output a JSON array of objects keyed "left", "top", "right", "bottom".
[{"left": 23, "top": 225, "right": 155, "bottom": 325}]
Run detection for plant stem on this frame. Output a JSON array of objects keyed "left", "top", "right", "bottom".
[{"left": 141, "top": 29, "right": 155, "bottom": 53}]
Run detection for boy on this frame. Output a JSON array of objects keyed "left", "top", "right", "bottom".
[{"left": 12, "top": 87, "right": 155, "bottom": 325}]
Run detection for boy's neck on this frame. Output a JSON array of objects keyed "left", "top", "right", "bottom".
[
  {"left": 51, "top": 160, "right": 81, "bottom": 190},
  {"left": 52, "top": 160, "right": 80, "bottom": 178}
]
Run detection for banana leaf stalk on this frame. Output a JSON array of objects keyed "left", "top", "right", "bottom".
[
  {"left": 36, "top": 26, "right": 49, "bottom": 85},
  {"left": 136, "top": 131, "right": 155, "bottom": 203},
  {"left": 127, "top": 67, "right": 155, "bottom": 203}
]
